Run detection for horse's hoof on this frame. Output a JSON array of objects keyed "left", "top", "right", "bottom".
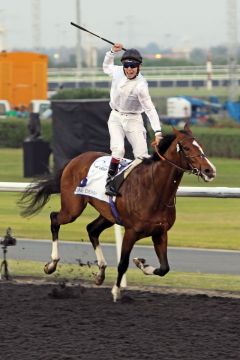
[
  {"left": 111, "top": 284, "right": 121, "bottom": 302},
  {"left": 94, "top": 266, "right": 106, "bottom": 286},
  {"left": 133, "top": 258, "right": 146, "bottom": 269},
  {"left": 95, "top": 273, "right": 105, "bottom": 286},
  {"left": 153, "top": 266, "right": 170, "bottom": 277},
  {"left": 133, "top": 258, "right": 155, "bottom": 275},
  {"left": 44, "top": 259, "right": 60, "bottom": 274}
]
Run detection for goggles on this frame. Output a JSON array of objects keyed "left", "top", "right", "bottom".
[{"left": 123, "top": 61, "right": 140, "bottom": 69}]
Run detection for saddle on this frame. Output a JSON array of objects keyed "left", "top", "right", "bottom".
[{"left": 74, "top": 156, "right": 143, "bottom": 203}]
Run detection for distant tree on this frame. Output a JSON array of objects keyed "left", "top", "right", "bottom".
[
  {"left": 211, "top": 46, "right": 228, "bottom": 65},
  {"left": 144, "top": 42, "right": 161, "bottom": 54},
  {"left": 190, "top": 48, "right": 207, "bottom": 64},
  {"left": 143, "top": 58, "right": 194, "bottom": 67}
]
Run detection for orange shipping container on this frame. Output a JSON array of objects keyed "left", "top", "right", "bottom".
[{"left": 0, "top": 51, "right": 48, "bottom": 108}]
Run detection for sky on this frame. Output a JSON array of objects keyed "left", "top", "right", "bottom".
[{"left": 0, "top": 0, "right": 238, "bottom": 51}]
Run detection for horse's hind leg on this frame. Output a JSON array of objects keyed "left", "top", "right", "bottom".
[
  {"left": 44, "top": 195, "right": 87, "bottom": 275},
  {"left": 87, "top": 215, "right": 113, "bottom": 286},
  {"left": 44, "top": 211, "right": 60, "bottom": 274}
]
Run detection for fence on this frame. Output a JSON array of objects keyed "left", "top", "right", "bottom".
[
  {"left": 48, "top": 65, "right": 239, "bottom": 83},
  {"left": 48, "top": 65, "right": 240, "bottom": 90},
  {"left": 0, "top": 182, "right": 240, "bottom": 198}
]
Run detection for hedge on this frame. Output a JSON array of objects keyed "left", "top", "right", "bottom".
[
  {"left": 0, "top": 118, "right": 52, "bottom": 148},
  {"left": 160, "top": 126, "right": 240, "bottom": 158},
  {"left": 192, "top": 128, "right": 240, "bottom": 158},
  {"left": 0, "top": 118, "right": 239, "bottom": 158},
  {"left": 51, "top": 88, "right": 110, "bottom": 100}
]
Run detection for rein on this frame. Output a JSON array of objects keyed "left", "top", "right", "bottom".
[{"left": 154, "top": 145, "right": 192, "bottom": 174}]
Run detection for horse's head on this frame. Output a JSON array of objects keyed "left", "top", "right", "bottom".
[{"left": 172, "top": 123, "right": 216, "bottom": 182}]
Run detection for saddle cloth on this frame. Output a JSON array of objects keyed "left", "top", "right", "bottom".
[{"left": 74, "top": 156, "right": 132, "bottom": 202}]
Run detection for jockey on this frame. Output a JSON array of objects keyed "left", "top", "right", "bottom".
[{"left": 103, "top": 43, "right": 163, "bottom": 197}]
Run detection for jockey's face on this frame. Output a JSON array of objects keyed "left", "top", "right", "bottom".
[{"left": 123, "top": 61, "right": 140, "bottom": 79}]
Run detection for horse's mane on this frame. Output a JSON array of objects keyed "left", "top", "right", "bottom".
[{"left": 142, "top": 130, "right": 188, "bottom": 164}]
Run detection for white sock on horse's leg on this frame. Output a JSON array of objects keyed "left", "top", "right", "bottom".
[
  {"left": 51, "top": 240, "right": 60, "bottom": 261},
  {"left": 141, "top": 265, "right": 156, "bottom": 275},
  {"left": 111, "top": 284, "right": 121, "bottom": 302},
  {"left": 95, "top": 245, "right": 107, "bottom": 268}
]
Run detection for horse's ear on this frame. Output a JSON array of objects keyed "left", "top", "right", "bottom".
[
  {"left": 184, "top": 120, "right": 192, "bottom": 135},
  {"left": 172, "top": 126, "right": 180, "bottom": 135}
]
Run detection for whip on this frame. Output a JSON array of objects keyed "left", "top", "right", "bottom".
[{"left": 70, "top": 22, "right": 127, "bottom": 51}]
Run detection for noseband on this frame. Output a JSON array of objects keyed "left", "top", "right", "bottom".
[{"left": 154, "top": 136, "right": 206, "bottom": 175}]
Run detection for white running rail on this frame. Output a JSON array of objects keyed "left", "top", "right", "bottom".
[{"left": 0, "top": 182, "right": 240, "bottom": 198}]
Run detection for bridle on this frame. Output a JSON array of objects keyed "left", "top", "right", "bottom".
[
  {"left": 152, "top": 135, "right": 207, "bottom": 208},
  {"left": 154, "top": 136, "right": 206, "bottom": 176}
]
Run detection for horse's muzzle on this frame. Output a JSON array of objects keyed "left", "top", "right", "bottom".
[{"left": 201, "top": 166, "right": 217, "bottom": 182}]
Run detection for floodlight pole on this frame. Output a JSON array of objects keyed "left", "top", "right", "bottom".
[
  {"left": 76, "top": 0, "right": 82, "bottom": 80},
  {"left": 227, "top": 0, "right": 238, "bottom": 101}
]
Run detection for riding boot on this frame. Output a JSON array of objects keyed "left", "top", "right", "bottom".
[{"left": 105, "top": 159, "right": 120, "bottom": 197}]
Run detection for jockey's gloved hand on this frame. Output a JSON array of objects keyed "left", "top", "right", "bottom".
[
  {"left": 111, "top": 43, "right": 124, "bottom": 53},
  {"left": 154, "top": 131, "right": 163, "bottom": 146}
]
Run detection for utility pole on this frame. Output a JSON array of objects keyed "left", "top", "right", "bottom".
[
  {"left": 0, "top": 25, "right": 5, "bottom": 51},
  {"left": 32, "top": 0, "right": 41, "bottom": 51},
  {"left": 0, "top": 10, "right": 6, "bottom": 51},
  {"left": 227, "top": 0, "right": 238, "bottom": 101},
  {"left": 76, "top": 0, "right": 82, "bottom": 77}
]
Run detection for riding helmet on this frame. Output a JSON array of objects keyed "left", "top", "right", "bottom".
[{"left": 121, "top": 49, "right": 142, "bottom": 64}]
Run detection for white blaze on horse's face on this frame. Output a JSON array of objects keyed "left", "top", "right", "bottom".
[{"left": 192, "top": 140, "right": 216, "bottom": 182}]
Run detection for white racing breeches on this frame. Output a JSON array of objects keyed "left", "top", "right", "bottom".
[{"left": 108, "top": 110, "right": 148, "bottom": 159}]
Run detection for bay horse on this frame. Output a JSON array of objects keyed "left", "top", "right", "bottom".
[{"left": 19, "top": 123, "right": 216, "bottom": 301}]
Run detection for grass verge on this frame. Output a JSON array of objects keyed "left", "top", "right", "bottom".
[
  {"left": 1, "top": 192, "right": 239, "bottom": 250},
  {"left": 7, "top": 260, "right": 240, "bottom": 294}
]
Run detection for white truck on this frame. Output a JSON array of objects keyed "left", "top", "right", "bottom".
[
  {"left": 29, "top": 100, "right": 51, "bottom": 119},
  {"left": 0, "top": 100, "right": 11, "bottom": 118},
  {"left": 167, "top": 97, "right": 191, "bottom": 119}
]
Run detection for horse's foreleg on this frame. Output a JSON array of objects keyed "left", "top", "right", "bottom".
[
  {"left": 87, "top": 216, "right": 113, "bottom": 286},
  {"left": 133, "top": 232, "right": 170, "bottom": 277},
  {"left": 112, "top": 230, "right": 136, "bottom": 302},
  {"left": 152, "top": 231, "right": 170, "bottom": 276},
  {"left": 44, "top": 211, "right": 60, "bottom": 274}
]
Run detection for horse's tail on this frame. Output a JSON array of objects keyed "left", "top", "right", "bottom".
[{"left": 18, "top": 170, "right": 63, "bottom": 217}]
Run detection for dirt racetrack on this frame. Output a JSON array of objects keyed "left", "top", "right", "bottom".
[{"left": 0, "top": 278, "right": 239, "bottom": 360}]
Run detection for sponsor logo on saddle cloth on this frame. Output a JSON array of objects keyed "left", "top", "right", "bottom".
[{"left": 74, "top": 156, "right": 142, "bottom": 202}]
